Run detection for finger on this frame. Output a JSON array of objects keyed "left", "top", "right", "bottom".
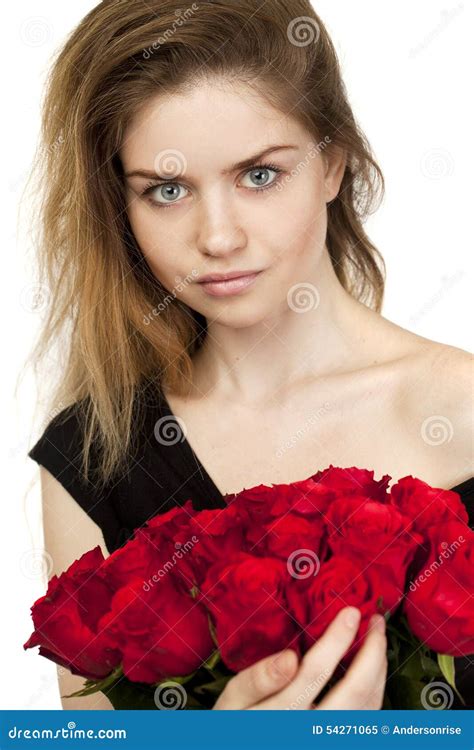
[
  {"left": 214, "top": 648, "right": 299, "bottom": 710},
  {"left": 317, "top": 613, "right": 388, "bottom": 709},
  {"left": 255, "top": 606, "right": 362, "bottom": 709}
]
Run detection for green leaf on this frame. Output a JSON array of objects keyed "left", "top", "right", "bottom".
[
  {"left": 155, "top": 670, "right": 198, "bottom": 686},
  {"left": 385, "top": 675, "right": 426, "bottom": 709},
  {"left": 437, "top": 653, "right": 465, "bottom": 705},
  {"left": 105, "top": 679, "right": 162, "bottom": 710},
  {"left": 207, "top": 612, "right": 219, "bottom": 649},
  {"left": 203, "top": 648, "right": 222, "bottom": 671},
  {"left": 62, "top": 665, "right": 123, "bottom": 699},
  {"left": 193, "top": 675, "right": 233, "bottom": 697}
]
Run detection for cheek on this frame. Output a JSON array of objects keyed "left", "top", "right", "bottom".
[
  {"left": 269, "top": 180, "right": 327, "bottom": 266},
  {"left": 127, "top": 204, "right": 185, "bottom": 285}
]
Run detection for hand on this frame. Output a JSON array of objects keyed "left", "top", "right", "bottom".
[{"left": 212, "top": 606, "right": 387, "bottom": 709}]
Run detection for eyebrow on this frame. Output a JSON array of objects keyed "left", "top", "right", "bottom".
[{"left": 124, "top": 144, "right": 299, "bottom": 180}]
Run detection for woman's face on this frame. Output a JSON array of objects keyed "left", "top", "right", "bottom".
[{"left": 120, "top": 81, "right": 344, "bottom": 327}]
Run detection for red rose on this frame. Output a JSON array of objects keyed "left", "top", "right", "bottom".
[
  {"left": 404, "top": 522, "right": 474, "bottom": 656},
  {"left": 228, "top": 478, "right": 334, "bottom": 522},
  {"left": 389, "top": 476, "right": 469, "bottom": 534},
  {"left": 99, "top": 573, "right": 214, "bottom": 683},
  {"left": 200, "top": 552, "right": 301, "bottom": 672},
  {"left": 103, "top": 534, "right": 157, "bottom": 590},
  {"left": 133, "top": 501, "right": 204, "bottom": 589},
  {"left": 326, "top": 496, "right": 423, "bottom": 571},
  {"left": 311, "top": 465, "right": 392, "bottom": 503},
  {"left": 181, "top": 504, "right": 248, "bottom": 585},
  {"left": 23, "top": 547, "right": 121, "bottom": 679},
  {"left": 139, "top": 501, "right": 196, "bottom": 545},
  {"left": 286, "top": 555, "right": 396, "bottom": 664},
  {"left": 246, "top": 512, "right": 327, "bottom": 562},
  {"left": 225, "top": 483, "right": 280, "bottom": 525}
]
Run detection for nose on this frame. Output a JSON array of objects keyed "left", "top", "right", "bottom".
[{"left": 196, "top": 186, "right": 247, "bottom": 258}]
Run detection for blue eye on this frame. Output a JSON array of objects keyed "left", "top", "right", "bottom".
[
  {"left": 141, "top": 162, "right": 284, "bottom": 209},
  {"left": 240, "top": 164, "right": 282, "bottom": 190},
  {"left": 142, "top": 182, "right": 189, "bottom": 206}
]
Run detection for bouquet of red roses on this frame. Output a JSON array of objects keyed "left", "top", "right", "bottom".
[{"left": 24, "top": 466, "right": 474, "bottom": 710}]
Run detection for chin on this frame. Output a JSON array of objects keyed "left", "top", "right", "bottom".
[{"left": 205, "top": 304, "right": 275, "bottom": 329}]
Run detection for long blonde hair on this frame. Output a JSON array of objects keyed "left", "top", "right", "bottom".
[{"left": 24, "top": 0, "right": 385, "bottom": 488}]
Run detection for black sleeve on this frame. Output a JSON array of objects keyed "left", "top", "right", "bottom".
[{"left": 27, "top": 404, "right": 124, "bottom": 554}]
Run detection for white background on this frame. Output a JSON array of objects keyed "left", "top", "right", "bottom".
[{"left": 1, "top": 0, "right": 472, "bottom": 710}]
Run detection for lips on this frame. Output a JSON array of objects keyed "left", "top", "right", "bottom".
[
  {"left": 197, "top": 270, "right": 261, "bottom": 283},
  {"left": 197, "top": 270, "right": 263, "bottom": 297}
]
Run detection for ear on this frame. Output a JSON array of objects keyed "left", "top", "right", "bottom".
[{"left": 322, "top": 145, "right": 346, "bottom": 203}]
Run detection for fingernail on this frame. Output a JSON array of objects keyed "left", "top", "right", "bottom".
[
  {"left": 343, "top": 606, "right": 361, "bottom": 628},
  {"left": 369, "top": 614, "right": 386, "bottom": 633}
]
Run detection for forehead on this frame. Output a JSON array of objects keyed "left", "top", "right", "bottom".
[{"left": 120, "top": 81, "right": 304, "bottom": 173}]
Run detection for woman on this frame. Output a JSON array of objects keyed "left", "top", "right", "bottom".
[{"left": 26, "top": 0, "right": 472, "bottom": 710}]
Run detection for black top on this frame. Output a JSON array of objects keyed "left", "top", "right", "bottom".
[
  {"left": 27, "top": 387, "right": 230, "bottom": 555},
  {"left": 27, "top": 385, "right": 474, "bottom": 707},
  {"left": 28, "top": 387, "right": 474, "bottom": 555}
]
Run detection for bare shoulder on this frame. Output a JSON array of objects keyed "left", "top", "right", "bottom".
[
  {"left": 396, "top": 339, "right": 473, "bottom": 480},
  {"left": 402, "top": 340, "right": 472, "bottom": 410}
]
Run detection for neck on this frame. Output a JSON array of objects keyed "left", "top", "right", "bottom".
[{"left": 190, "top": 249, "right": 382, "bottom": 406}]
